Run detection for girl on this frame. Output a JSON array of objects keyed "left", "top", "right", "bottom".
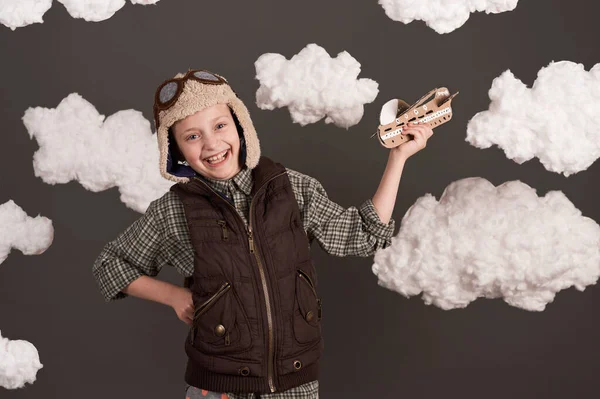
[{"left": 92, "top": 69, "right": 433, "bottom": 398}]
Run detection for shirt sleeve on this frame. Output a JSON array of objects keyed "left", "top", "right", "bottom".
[
  {"left": 92, "top": 199, "right": 169, "bottom": 302},
  {"left": 303, "top": 175, "right": 396, "bottom": 257}
]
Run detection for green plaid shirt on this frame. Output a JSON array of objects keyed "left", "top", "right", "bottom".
[{"left": 93, "top": 166, "right": 395, "bottom": 302}]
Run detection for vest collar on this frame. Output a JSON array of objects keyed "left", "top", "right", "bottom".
[{"left": 182, "top": 156, "right": 286, "bottom": 198}]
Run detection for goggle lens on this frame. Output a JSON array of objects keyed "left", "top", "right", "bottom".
[
  {"left": 192, "top": 71, "right": 221, "bottom": 81},
  {"left": 159, "top": 81, "right": 179, "bottom": 104}
]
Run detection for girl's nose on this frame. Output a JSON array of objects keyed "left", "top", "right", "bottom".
[{"left": 202, "top": 132, "right": 219, "bottom": 148}]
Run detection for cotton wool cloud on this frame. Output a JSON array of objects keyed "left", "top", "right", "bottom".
[
  {"left": 372, "top": 177, "right": 600, "bottom": 311},
  {"left": 0, "top": 331, "right": 43, "bottom": 389},
  {"left": 0, "top": 200, "right": 53, "bottom": 265},
  {"left": 0, "top": 0, "right": 160, "bottom": 30},
  {"left": 22, "top": 93, "right": 172, "bottom": 213},
  {"left": 378, "top": 0, "right": 519, "bottom": 34},
  {"left": 255, "top": 43, "right": 379, "bottom": 129},
  {"left": 0, "top": 0, "right": 52, "bottom": 30},
  {"left": 467, "top": 61, "right": 600, "bottom": 176}
]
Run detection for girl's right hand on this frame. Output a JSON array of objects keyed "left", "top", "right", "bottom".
[
  {"left": 390, "top": 121, "right": 433, "bottom": 161},
  {"left": 169, "top": 286, "right": 194, "bottom": 325}
]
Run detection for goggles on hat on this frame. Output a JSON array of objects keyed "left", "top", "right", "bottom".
[{"left": 153, "top": 69, "right": 228, "bottom": 127}]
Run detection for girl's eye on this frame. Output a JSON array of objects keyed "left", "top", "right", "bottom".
[
  {"left": 216, "top": 123, "right": 226, "bottom": 130},
  {"left": 186, "top": 133, "right": 200, "bottom": 141}
]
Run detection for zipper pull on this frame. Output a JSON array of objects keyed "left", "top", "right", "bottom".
[
  {"left": 248, "top": 225, "right": 254, "bottom": 253},
  {"left": 218, "top": 220, "right": 229, "bottom": 240}
]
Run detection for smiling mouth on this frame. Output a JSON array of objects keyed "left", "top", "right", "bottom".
[{"left": 203, "top": 149, "right": 230, "bottom": 166}]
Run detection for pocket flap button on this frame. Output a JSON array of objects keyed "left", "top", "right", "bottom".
[
  {"left": 214, "top": 324, "right": 226, "bottom": 337},
  {"left": 305, "top": 310, "right": 314, "bottom": 322}
]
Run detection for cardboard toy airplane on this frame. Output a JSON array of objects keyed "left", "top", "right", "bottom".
[{"left": 371, "top": 87, "right": 459, "bottom": 148}]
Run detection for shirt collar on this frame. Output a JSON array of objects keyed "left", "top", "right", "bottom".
[{"left": 201, "top": 166, "right": 253, "bottom": 196}]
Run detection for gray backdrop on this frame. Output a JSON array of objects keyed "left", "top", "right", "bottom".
[{"left": 1, "top": 0, "right": 599, "bottom": 397}]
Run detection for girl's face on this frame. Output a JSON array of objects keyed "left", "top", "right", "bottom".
[{"left": 172, "top": 103, "right": 242, "bottom": 180}]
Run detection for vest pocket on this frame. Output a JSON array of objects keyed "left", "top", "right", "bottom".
[
  {"left": 293, "top": 269, "right": 322, "bottom": 345},
  {"left": 189, "top": 281, "right": 252, "bottom": 354},
  {"left": 188, "top": 218, "right": 231, "bottom": 242}
]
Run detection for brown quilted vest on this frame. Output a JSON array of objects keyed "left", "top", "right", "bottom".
[{"left": 170, "top": 156, "right": 324, "bottom": 394}]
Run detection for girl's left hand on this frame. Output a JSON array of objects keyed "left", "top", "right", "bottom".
[
  {"left": 169, "top": 286, "right": 194, "bottom": 325},
  {"left": 390, "top": 122, "right": 433, "bottom": 160}
]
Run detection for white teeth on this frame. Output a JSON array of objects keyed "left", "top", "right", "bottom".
[{"left": 205, "top": 150, "right": 228, "bottom": 163}]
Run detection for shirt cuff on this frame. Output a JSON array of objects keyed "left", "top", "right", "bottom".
[
  {"left": 358, "top": 198, "right": 396, "bottom": 241},
  {"left": 93, "top": 257, "right": 144, "bottom": 302}
]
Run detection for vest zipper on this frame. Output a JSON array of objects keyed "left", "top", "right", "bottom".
[
  {"left": 193, "top": 282, "right": 232, "bottom": 321},
  {"left": 248, "top": 222, "right": 276, "bottom": 392},
  {"left": 298, "top": 270, "right": 322, "bottom": 320},
  {"left": 297, "top": 270, "right": 317, "bottom": 297},
  {"left": 193, "top": 172, "right": 286, "bottom": 393}
]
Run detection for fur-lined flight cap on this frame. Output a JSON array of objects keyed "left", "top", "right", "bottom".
[{"left": 153, "top": 69, "right": 261, "bottom": 183}]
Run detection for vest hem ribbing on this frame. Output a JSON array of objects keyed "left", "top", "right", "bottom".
[{"left": 184, "top": 358, "right": 319, "bottom": 394}]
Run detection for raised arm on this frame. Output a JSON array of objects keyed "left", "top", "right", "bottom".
[
  {"left": 287, "top": 168, "right": 395, "bottom": 257},
  {"left": 372, "top": 121, "right": 433, "bottom": 223},
  {"left": 290, "top": 122, "right": 433, "bottom": 257}
]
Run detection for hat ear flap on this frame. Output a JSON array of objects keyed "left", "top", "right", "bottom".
[
  {"left": 239, "top": 133, "right": 247, "bottom": 165},
  {"left": 168, "top": 128, "right": 184, "bottom": 163},
  {"left": 229, "top": 106, "right": 247, "bottom": 165}
]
